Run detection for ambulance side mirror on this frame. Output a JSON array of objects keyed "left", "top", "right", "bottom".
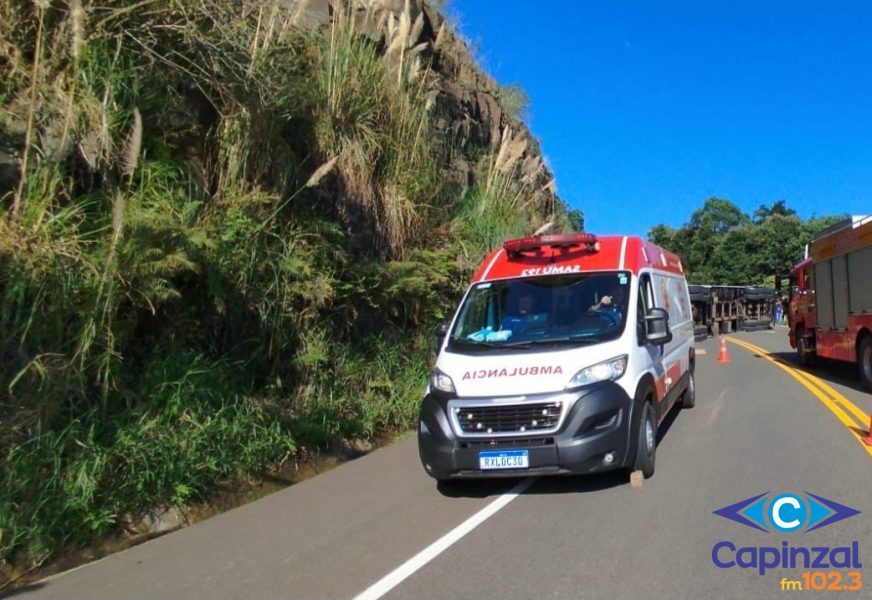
[
  {"left": 644, "top": 308, "right": 672, "bottom": 346},
  {"left": 435, "top": 322, "right": 450, "bottom": 353}
]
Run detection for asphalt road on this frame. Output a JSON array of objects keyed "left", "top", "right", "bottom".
[{"left": 11, "top": 330, "right": 872, "bottom": 600}]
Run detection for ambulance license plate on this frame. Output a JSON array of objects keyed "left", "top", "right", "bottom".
[{"left": 478, "top": 449, "right": 529, "bottom": 470}]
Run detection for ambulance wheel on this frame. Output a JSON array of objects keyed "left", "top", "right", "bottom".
[
  {"left": 858, "top": 336, "right": 872, "bottom": 393},
  {"left": 632, "top": 400, "right": 656, "bottom": 479},
  {"left": 681, "top": 369, "right": 696, "bottom": 409}
]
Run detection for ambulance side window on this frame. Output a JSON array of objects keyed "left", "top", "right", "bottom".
[
  {"left": 454, "top": 286, "right": 496, "bottom": 338},
  {"left": 637, "top": 274, "right": 655, "bottom": 344}
]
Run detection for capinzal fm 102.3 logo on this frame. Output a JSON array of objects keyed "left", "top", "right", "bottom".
[
  {"left": 711, "top": 491, "right": 863, "bottom": 579},
  {"left": 714, "top": 490, "right": 860, "bottom": 534}
]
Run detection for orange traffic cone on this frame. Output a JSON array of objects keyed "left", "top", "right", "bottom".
[
  {"left": 717, "top": 338, "right": 731, "bottom": 364},
  {"left": 863, "top": 414, "right": 872, "bottom": 446}
]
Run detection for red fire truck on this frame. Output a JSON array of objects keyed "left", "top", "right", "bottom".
[{"left": 788, "top": 215, "right": 872, "bottom": 391}]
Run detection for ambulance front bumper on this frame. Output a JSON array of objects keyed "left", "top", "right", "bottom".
[{"left": 417, "top": 381, "right": 636, "bottom": 480}]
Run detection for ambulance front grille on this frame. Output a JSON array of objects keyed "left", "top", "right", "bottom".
[
  {"left": 459, "top": 437, "right": 555, "bottom": 449},
  {"left": 454, "top": 402, "right": 563, "bottom": 435}
]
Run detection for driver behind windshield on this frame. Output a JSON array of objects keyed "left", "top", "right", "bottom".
[{"left": 584, "top": 282, "right": 627, "bottom": 325}]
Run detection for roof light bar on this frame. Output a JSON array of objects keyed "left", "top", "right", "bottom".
[{"left": 503, "top": 233, "right": 599, "bottom": 256}]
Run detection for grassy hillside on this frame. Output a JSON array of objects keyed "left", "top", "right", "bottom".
[{"left": 0, "top": 0, "right": 575, "bottom": 572}]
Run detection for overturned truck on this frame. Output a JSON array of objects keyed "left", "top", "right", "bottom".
[{"left": 689, "top": 285, "right": 776, "bottom": 342}]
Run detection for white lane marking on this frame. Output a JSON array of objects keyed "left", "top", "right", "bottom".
[
  {"left": 696, "top": 349, "right": 707, "bottom": 355},
  {"left": 618, "top": 236, "right": 628, "bottom": 270},
  {"left": 352, "top": 477, "right": 537, "bottom": 600},
  {"left": 706, "top": 389, "right": 727, "bottom": 428}
]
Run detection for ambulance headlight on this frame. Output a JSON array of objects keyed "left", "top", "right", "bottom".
[
  {"left": 566, "top": 355, "right": 628, "bottom": 388},
  {"left": 430, "top": 369, "right": 456, "bottom": 393}
]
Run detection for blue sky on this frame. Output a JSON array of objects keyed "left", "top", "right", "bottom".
[{"left": 450, "top": 1, "right": 872, "bottom": 236}]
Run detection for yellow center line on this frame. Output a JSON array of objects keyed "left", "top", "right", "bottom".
[
  {"left": 731, "top": 337, "right": 871, "bottom": 424},
  {"left": 724, "top": 336, "right": 872, "bottom": 458}
]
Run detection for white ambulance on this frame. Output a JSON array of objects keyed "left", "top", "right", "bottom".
[{"left": 418, "top": 233, "right": 695, "bottom": 481}]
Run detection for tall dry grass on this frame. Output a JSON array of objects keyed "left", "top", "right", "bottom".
[{"left": 0, "top": 0, "right": 567, "bottom": 573}]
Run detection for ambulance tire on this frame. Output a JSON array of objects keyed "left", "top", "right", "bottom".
[
  {"left": 632, "top": 400, "right": 656, "bottom": 479},
  {"left": 681, "top": 369, "right": 696, "bottom": 409},
  {"left": 858, "top": 335, "right": 872, "bottom": 393}
]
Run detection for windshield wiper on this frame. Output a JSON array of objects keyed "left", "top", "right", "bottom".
[
  {"left": 450, "top": 338, "right": 499, "bottom": 347},
  {"left": 501, "top": 335, "right": 604, "bottom": 348},
  {"left": 450, "top": 338, "right": 554, "bottom": 350}
]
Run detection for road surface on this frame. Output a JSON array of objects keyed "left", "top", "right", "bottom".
[{"left": 9, "top": 330, "right": 872, "bottom": 600}]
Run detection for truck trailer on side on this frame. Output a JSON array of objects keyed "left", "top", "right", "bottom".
[
  {"left": 788, "top": 215, "right": 872, "bottom": 391},
  {"left": 689, "top": 285, "right": 775, "bottom": 342}
]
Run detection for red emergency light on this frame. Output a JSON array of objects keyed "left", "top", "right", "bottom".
[{"left": 503, "top": 233, "right": 600, "bottom": 257}]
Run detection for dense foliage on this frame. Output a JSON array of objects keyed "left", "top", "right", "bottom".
[
  {"left": 648, "top": 198, "right": 844, "bottom": 285},
  {"left": 0, "top": 0, "right": 572, "bottom": 569}
]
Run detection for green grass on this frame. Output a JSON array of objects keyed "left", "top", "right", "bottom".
[
  {"left": 0, "top": 352, "right": 295, "bottom": 566},
  {"left": 0, "top": 0, "right": 566, "bottom": 570},
  {"left": 291, "top": 333, "right": 431, "bottom": 447}
]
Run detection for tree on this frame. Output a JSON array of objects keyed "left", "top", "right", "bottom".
[
  {"left": 753, "top": 199, "right": 797, "bottom": 224},
  {"left": 679, "top": 198, "right": 751, "bottom": 281},
  {"left": 756, "top": 215, "right": 805, "bottom": 279},
  {"left": 708, "top": 225, "right": 761, "bottom": 284},
  {"left": 647, "top": 197, "right": 847, "bottom": 285},
  {"left": 689, "top": 197, "right": 751, "bottom": 234},
  {"left": 647, "top": 224, "right": 676, "bottom": 248},
  {"left": 804, "top": 214, "right": 848, "bottom": 241},
  {"left": 565, "top": 208, "right": 585, "bottom": 232}
]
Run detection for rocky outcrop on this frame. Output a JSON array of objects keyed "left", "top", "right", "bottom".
[{"left": 297, "top": 0, "right": 560, "bottom": 217}]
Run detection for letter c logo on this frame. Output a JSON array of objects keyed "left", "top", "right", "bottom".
[
  {"left": 712, "top": 541, "right": 735, "bottom": 568},
  {"left": 771, "top": 495, "right": 803, "bottom": 531}
]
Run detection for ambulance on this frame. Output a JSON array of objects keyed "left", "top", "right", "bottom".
[{"left": 418, "top": 233, "right": 695, "bottom": 481}]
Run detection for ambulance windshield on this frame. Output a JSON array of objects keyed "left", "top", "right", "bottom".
[{"left": 448, "top": 272, "right": 631, "bottom": 352}]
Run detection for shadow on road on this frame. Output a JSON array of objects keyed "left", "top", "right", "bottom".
[
  {"left": 0, "top": 581, "right": 47, "bottom": 599},
  {"left": 437, "top": 403, "right": 686, "bottom": 498},
  {"left": 437, "top": 471, "right": 628, "bottom": 498},
  {"left": 436, "top": 479, "right": 520, "bottom": 498},
  {"left": 770, "top": 351, "right": 869, "bottom": 396}
]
